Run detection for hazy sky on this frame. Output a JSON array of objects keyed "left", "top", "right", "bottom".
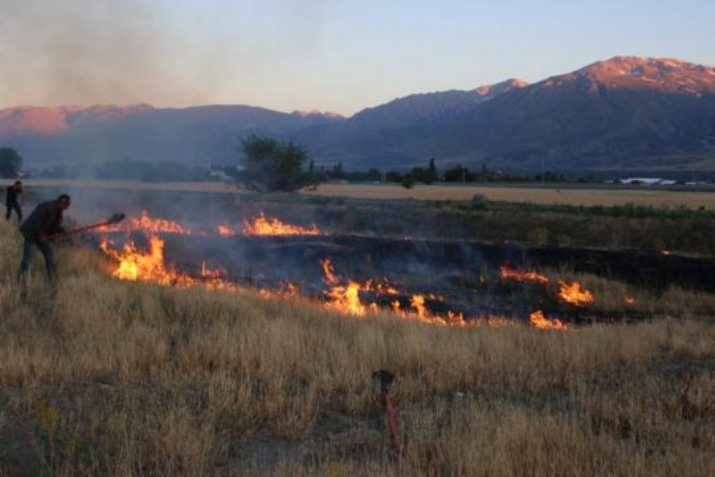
[{"left": 1, "top": 0, "right": 713, "bottom": 115}]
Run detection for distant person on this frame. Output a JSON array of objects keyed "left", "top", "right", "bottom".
[
  {"left": 18, "top": 194, "right": 71, "bottom": 282},
  {"left": 5, "top": 180, "right": 23, "bottom": 222}
]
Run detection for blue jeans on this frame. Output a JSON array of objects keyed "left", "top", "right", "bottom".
[{"left": 19, "top": 239, "right": 56, "bottom": 281}]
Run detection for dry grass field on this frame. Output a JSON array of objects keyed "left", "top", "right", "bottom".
[
  {"left": 23, "top": 179, "right": 715, "bottom": 209},
  {"left": 306, "top": 184, "right": 715, "bottom": 209},
  {"left": 1, "top": 219, "right": 714, "bottom": 476}
]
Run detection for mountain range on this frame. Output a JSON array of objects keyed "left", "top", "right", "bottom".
[{"left": 1, "top": 56, "right": 714, "bottom": 172}]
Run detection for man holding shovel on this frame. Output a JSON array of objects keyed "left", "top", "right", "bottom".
[{"left": 18, "top": 194, "right": 71, "bottom": 282}]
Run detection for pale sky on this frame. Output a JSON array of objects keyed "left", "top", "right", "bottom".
[{"left": 0, "top": 0, "right": 713, "bottom": 115}]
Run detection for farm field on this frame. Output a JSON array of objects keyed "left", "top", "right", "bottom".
[
  {"left": 22, "top": 179, "right": 715, "bottom": 209},
  {"left": 1, "top": 187, "right": 714, "bottom": 476},
  {"left": 305, "top": 183, "right": 715, "bottom": 209},
  {"left": 1, "top": 215, "right": 714, "bottom": 475},
  {"left": 5, "top": 1, "right": 715, "bottom": 475}
]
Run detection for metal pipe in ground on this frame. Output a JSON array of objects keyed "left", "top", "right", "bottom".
[{"left": 372, "top": 369, "right": 401, "bottom": 455}]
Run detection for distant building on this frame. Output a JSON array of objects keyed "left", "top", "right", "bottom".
[
  {"left": 618, "top": 178, "right": 672, "bottom": 185},
  {"left": 208, "top": 170, "right": 234, "bottom": 182}
]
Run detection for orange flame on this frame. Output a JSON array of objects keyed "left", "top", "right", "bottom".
[
  {"left": 557, "top": 281, "right": 595, "bottom": 306},
  {"left": 102, "top": 210, "right": 190, "bottom": 234},
  {"left": 410, "top": 294, "right": 428, "bottom": 319},
  {"left": 320, "top": 258, "right": 339, "bottom": 284},
  {"left": 319, "top": 258, "right": 475, "bottom": 327},
  {"left": 217, "top": 223, "right": 233, "bottom": 236},
  {"left": 259, "top": 281, "right": 299, "bottom": 299},
  {"left": 242, "top": 212, "right": 321, "bottom": 236},
  {"left": 529, "top": 310, "right": 568, "bottom": 330},
  {"left": 500, "top": 264, "right": 549, "bottom": 284},
  {"left": 100, "top": 235, "right": 237, "bottom": 292},
  {"left": 324, "top": 280, "right": 368, "bottom": 316},
  {"left": 100, "top": 235, "right": 189, "bottom": 285},
  {"left": 98, "top": 229, "right": 572, "bottom": 332},
  {"left": 625, "top": 296, "right": 637, "bottom": 305}
]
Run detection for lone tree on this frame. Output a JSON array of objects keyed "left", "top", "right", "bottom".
[
  {"left": 241, "top": 135, "right": 310, "bottom": 191},
  {"left": 0, "top": 147, "right": 23, "bottom": 178}
]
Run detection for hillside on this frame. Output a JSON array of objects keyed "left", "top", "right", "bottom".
[
  {"left": 349, "top": 79, "right": 528, "bottom": 129},
  {"left": 422, "top": 57, "right": 715, "bottom": 170},
  {"left": 303, "top": 57, "right": 715, "bottom": 170},
  {"left": 0, "top": 104, "right": 343, "bottom": 167},
  {"left": 2, "top": 57, "right": 715, "bottom": 171}
]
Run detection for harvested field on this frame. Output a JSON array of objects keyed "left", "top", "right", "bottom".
[
  {"left": 22, "top": 180, "right": 715, "bottom": 209},
  {"left": 306, "top": 183, "right": 715, "bottom": 209}
]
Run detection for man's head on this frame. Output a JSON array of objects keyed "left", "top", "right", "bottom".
[
  {"left": 57, "top": 194, "right": 71, "bottom": 210},
  {"left": 14, "top": 180, "right": 21, "bottom": 186}
]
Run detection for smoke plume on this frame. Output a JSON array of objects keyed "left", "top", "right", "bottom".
[{"left": 0, "top": 0, "right": 331, "bottom": 108}]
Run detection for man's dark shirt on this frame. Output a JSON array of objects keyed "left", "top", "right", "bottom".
[
  {"left": 5, "top": 185, "right": 21, "bottom": 205},
  {"left": 20, "top": 200, "right": 64, "bottom": 242}
]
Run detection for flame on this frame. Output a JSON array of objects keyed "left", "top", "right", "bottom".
[
  {"left": 660, "top": 249, "right": 672, "bottom": 256},
  {"left": 100, "top": 235, "right": 189, "bottom": 286},
  {"left": 242, "top": 212, "right": 321, "bottom": 236},
  {"left": 325, "top": 280, "right": 368, "bottom": 316},
  {"left": 98, "top": 241, "right": 572, "bottom": 332},
  {"left": 97, "top": 221, "right": 572, "bottom": 332},
  {"left": 625, "top": 296, "right": 637, "bottom": 305},
  {"left": 259, "top": 281, "right": 299, "bottom": 299},
  {"left": 101, "top": 211, "right": 322, "bottom": 238},
  {"left": 529, "top": 310, "right": 568, "bottom": 330},
  {"left": 217, "top": 223, "right": 233, "bottom": 236},
  {"left": 321, "top": 263, "right": 572, "bottom": 330},
  {"left": 557, "top": 281, "right": 595, "bottom": 306},
  {"left": 500, "top": 264, "right": 549, "bottom": 284},
  {"left": 320, "top": 258, "right": 338, "bottom": 284},
  {"left": 410, "top": 295, "right": 428, "bottom": 319},
  {"left": 102, "top": 210, "right": 190, "bottom": 234},
  {"left": 319, "top": 258, "right": 475, "bottom": 327},
  {"left": 100, "top": 235, "right": 237, "bottom": 292}
]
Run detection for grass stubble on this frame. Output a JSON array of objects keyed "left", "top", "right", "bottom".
[{"left": 0, "top": 220, "right": 713, "bottom": 476}]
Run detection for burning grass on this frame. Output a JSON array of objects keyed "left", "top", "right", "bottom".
[
  {"left": 0, "top": 219, "right": 714, "bottom": 475},
  {"left": 240, "top": 211, "right": 322, "bottom": 236},
  {"left": 102, "top": 210, "right": 323, "bottom": 238},
  {"left": 96, "top": 233, "right": 578, "bottom": 330},
  {"left": 100, "top": 210, "right": 191, "bottom": 234}
]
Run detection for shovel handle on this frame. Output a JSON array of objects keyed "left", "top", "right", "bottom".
[{"left": 41, "top": 213, "right": 126, "bottom": 242}]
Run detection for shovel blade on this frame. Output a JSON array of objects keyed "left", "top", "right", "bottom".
[{"left": 106, "top": 212, "right": 126, "bottom": 225}]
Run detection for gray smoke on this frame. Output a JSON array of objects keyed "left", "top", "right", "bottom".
[{"left": 0, "top": 0, "right": 331, "bottom": 108}]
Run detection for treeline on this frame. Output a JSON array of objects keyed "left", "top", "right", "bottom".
[
  {"left": 322, "top": 159, "right": 592, "bottom": 187},
  {"left": 31, "top": 158, "right": 590, "bottom": 186}
]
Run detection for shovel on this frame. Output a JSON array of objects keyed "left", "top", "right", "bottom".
[{"left": 41, "top": 212, "right": 126, "bottom": 242}]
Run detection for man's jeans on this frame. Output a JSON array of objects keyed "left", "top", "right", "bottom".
[
  {"left": 5, "top": 200, "right": 22, "bottom": 221},
  {"left": 19, "top": 239, "right": 55, "bottom": 281}
]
